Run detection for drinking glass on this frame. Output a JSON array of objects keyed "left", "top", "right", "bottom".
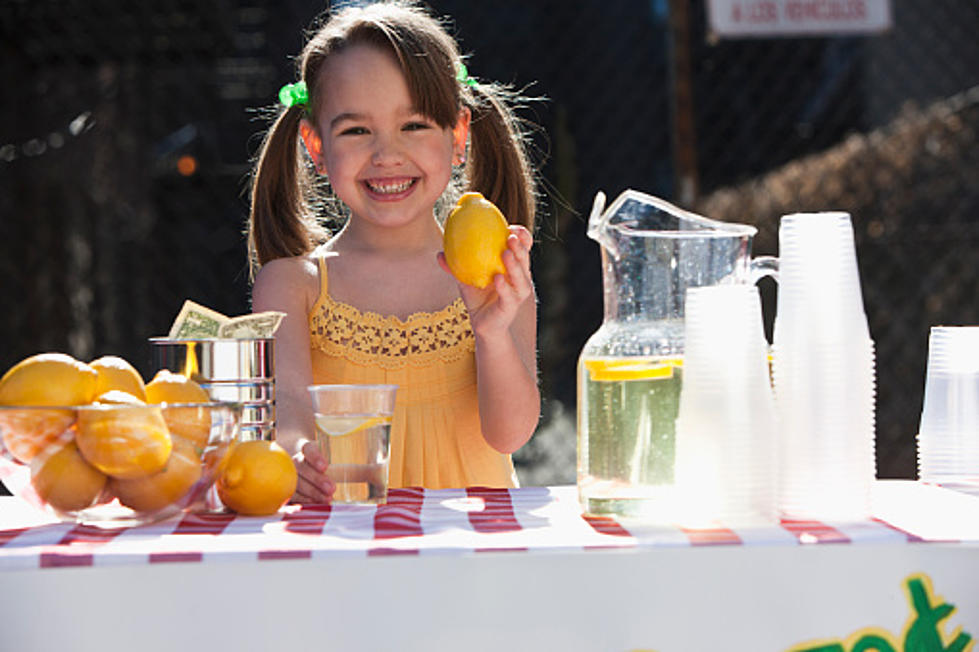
[{"left": 308, "top": 384, "right": 398, "bottom": 504}]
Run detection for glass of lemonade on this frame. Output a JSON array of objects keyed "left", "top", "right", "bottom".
[{"left": 308, "top": 384, "right": 398, "bottom": 504}]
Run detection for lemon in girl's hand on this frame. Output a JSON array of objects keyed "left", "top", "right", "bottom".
[
  {"left": 216, "top": 440, "right": 297, "bottom": 516},
  {"left": 442, "top": 192, "right": 510, "bottom": 288}
]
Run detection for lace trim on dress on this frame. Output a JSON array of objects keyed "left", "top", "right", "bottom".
[{"left": 310, "top": 293, "right": 475, "bottom": 370}]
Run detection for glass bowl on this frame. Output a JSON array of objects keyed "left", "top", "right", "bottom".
[{"left": 0, "top": 401, "right": 241, "bottom": 527}]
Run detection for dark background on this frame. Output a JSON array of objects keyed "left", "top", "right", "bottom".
[{"left": 1, "top": 0, "right": 977, "bottom": 486}]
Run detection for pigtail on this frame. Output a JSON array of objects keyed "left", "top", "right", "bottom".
[
  {"left": 465, "top": 84, "right": 537, "bottom": 232},
  {"left": 247, "top": 104, "right": 328, "bottom": 279}
]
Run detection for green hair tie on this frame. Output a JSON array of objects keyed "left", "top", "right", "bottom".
[
  {"left": 455, "top": 62, "right": 478, "bottom": 88},
  {"left": 278, "top": 81, "right": 308, "bottom": 108}
]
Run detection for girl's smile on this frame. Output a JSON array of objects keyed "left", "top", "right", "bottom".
[{"left": 362, "top": 176, "right": 417, "bottom": 200}]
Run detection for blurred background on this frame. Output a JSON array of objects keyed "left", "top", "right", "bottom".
[{"left": 1, "top": 0, "right": 976, "bottom": 488}]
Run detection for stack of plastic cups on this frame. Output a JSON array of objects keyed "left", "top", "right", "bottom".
[
  {"left": 674, "top": 284, "right": 778, "bottom": 525},
  {"left": 772, "top": 212, "right": 876, "bottom": 521},
  {"left": 917, "top": 326, "right": 979, "bottom": 482}
]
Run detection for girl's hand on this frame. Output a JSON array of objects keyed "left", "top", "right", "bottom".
[
  {"left": 291, "top": 439, "right": 336, "bottom": 504},
  {"left": 438, "top": 225, "right": 534, "bottom": 336}
]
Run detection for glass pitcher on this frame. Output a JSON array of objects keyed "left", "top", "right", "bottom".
[{"left": 577, "top": 189, "right": 778, "bottom": 519}]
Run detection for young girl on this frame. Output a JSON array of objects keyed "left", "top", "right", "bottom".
[{"left": 247, "top": 2, "right": 540, "bottom": 502}]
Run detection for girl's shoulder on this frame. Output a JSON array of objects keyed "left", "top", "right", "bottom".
[{"left": 252, "top": 252, "right": 324, "bottom": 310}]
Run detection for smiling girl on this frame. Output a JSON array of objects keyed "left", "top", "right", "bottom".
[{"left": 246, "top": 2, "right": 540, "bottom": 502}]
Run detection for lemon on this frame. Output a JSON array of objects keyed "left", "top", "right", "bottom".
[
  {"left": 0, "top": 352, "right": 97, "bottom": 406},
  {"left": 145, "top": 370, "right": 212, "bottom": 450},
  {"left": 145, "top": 370, "right": 211, "bottom": 404},
  {"left": 0, "top": 408, "right": 77, "bottom": 464},
  {"left": 217, "top": 440, "right": 297, "bottom": 516},
  {"left": 314, "top": 415, "right": 392, "bottom": 437},
  {"left": 31, "top": 440, "right": 108, "bottom": 513},
  {"left": 111, "top": 436, "right": 203, "bottom": 513},
  {"left": 442, "top": 192, "right": 509, "bottom": 288},
  {"left": 583, "top": 357, "right": 683, "bottom": 382},
  {"left": 90, "top": 355, "right": 147, "bottom": 401},
  {"left": 75, "top": 400, "right": 173, "bottom": 479},
  {"left": 0, "top": 352, "right": 97, "bottom": 463}
]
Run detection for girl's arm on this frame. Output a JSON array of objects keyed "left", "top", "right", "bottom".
[
  {"left": 251, "top": 256, "right": 334, "bottom": 502},
  {"left": 444, "top": 227, "right": 541, "bottom": 453}
]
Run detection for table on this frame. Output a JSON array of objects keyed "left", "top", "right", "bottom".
[{"left": 1, "top": 481, "right": 977, "bottom": 652}]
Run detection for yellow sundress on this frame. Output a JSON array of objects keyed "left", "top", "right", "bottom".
[{"left": 308, "top": 255, "right": 518, "bottom": 489}]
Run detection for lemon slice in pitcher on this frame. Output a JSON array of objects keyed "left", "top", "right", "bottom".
[
  {"left": 583, "top": 357, "right": 683, "bottom": 382},
  {"left": 315, "top": 414, "right": 393, "bottom": 438}
]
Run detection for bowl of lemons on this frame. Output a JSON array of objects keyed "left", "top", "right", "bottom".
[{"left": 0, "top": 352, "right": 244, "bottom": 527}]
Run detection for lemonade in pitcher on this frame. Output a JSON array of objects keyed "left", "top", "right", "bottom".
[{"left": 578, "top": 356, "right": 683, "bottom": 517}]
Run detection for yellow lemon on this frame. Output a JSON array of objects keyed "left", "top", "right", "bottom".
[
  {"left": 90, "top": 355, "right": 147, "bottom": 401},
  {"left": 110, "top": 436, "right": 203, "bottom": 513},
  {"left": 145, "top": 370, "right": 212, "bottom": 450},
  {"left": 217, "top": 440, "right": 297, "bottom": 516},
  {"left": 145, "top": 370, "right": 211, "bottom": 404},
  {"left": 0, "top": 352, "right": 98, "bottom": 406},
  {"left": 75, "top": 400, "right": 173, "bottom": 479},
  {"left": 0, "top": 352, "right": 97, "bottom": 463},
  {"left": 31, "top": 440, "right": 108, "bottom": 513},
  {"left": 0, "top": 408, "right": 76, "bottom": 464},
  {"left": 442, "top": 192, "right": 510, "bottom": 288}
]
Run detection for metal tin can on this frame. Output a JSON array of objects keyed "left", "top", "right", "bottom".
[{"left": 149, "top": 337, "right": 274, "bottom": 441}]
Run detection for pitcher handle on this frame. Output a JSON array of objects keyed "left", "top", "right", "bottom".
[{"left": 750, "top": 255, "right": 779, "bottom": 285}]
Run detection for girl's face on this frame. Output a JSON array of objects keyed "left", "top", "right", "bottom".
[{"left": 305, "top": 44, "right": 468, "bottom": 236}]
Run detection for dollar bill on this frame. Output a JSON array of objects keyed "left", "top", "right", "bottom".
[
  {"left": 167, "top": 299, "right": 285, "bottom": 339},
  {"left": 217, "top": 312, "right": 286, "bottom": 339},
  {"left": 167, "top": 300, "right": 227, "bottom": 338}
]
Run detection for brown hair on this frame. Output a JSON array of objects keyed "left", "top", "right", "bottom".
[{"left": 247, "top": 1, "right": 537, "bottom": 278}]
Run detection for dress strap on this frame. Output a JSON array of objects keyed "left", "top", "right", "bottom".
[
  {"left": 317, "top": 254, "right": 329, "bottom": 296},
  {"left": 307, "top": 250, "right": 335, "bottom": 326}
]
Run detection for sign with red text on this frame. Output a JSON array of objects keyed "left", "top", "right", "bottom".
[{"left": 708, "top": 0, "right": 892, "bottom": 37}]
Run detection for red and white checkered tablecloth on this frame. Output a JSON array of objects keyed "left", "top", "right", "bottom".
[{"left": 1, "top": 480, "right": 977, "bottom": 571}]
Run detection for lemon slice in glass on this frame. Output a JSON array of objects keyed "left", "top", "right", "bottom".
[{"left": 314, "top": 415, "right": 392, "bottom": 438}]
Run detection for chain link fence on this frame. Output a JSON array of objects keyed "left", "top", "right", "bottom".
[{"left": 1, "top": 1, "right": 976, "bottom": 489}]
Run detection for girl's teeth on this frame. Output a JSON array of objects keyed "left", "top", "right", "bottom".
[{"left": 368, "top": 179, "right": 413, "bottom": 194}]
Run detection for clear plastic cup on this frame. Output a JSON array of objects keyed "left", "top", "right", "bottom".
[
  {"left": 673, "top": 285, "right": 777, "bottom": 524},
  {"left": 772, "top": 212, "right": 877, "bottom": 521},
  {"left": 307, "top": 384, "right": 398, "bottom": 504},
  {"left": 775, "top": 213, "right": 870, "bottom": 341},
  {"left": 917, "top": 326, "right": 979, "bottom": 481}
]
